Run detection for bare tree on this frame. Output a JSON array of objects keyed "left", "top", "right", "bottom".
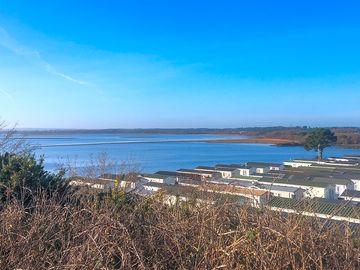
[{"left": 0, "top": 120, "right": 33, "bottom": 154}]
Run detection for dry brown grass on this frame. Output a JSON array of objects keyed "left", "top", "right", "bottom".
[{"left": 0, "top": 189, "right": 359, "bottom": 270}]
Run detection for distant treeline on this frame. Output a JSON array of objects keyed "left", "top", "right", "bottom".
[
  {"left": 336, "top": 133, "right": 360, "bottom": 145},
  {"left": 245, "top": 127, "right": 360, "bottom": 147},
  {"left": 15, "top": 126, "right": 360, "bottom": 135}
]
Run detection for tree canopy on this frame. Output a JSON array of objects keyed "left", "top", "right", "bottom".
[{"left": 303, "top": 128, "right": 337, "bottom": 160}]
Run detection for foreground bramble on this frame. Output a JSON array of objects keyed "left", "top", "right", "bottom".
[{"left": 0, "top": 189, "right": 359, "bottom": 270}]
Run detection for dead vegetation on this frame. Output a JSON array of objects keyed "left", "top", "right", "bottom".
[{"left": 0, "top": 188, "right": 359, "bottom": 270}]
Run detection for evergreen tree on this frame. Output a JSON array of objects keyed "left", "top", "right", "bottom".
[{"left": 303, "top": 128, "right": 337, "bottom": 160}]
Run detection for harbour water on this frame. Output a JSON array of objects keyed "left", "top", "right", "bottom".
[{"left": 27, "top": 133, "right": 360, "bottom": 173}]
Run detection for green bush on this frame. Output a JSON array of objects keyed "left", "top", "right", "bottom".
[{"left": 0, "top": 152, "right": 67, "bottom": 200}]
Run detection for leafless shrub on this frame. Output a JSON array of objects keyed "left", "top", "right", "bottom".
[
  {"left": 57, "top": 152, "right": 141, "bottom": 179},
  {"left": 0, "top": 189, "right": 359, "bottom": 269},
  {"left": 0, "top": 120, "right": 33, "bottom": 154}
]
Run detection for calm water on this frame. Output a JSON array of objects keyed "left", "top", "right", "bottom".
[{"left": 27, "top": 133, "right": 360, "bottom": 173}]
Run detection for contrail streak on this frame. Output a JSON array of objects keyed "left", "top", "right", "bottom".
[
  {"left": 0, "top": 88, "right": 15, "bottom": 104},
  {"left": 0, "top": 26, "right": 91, "bottom": 86}
]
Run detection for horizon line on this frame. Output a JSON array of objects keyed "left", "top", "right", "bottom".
[{"left": 14, "top": 126, "right": 360, "bottom": 131}]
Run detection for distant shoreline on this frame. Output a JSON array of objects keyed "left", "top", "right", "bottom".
[
  {"left": 16, "top": 129, "right": 246, "bottom": 136},
  {"left": 38, "top": 136, "right": 360, "bottom": 149},
  {"left": 39, "top": 137, "right": 292, "bottom": 148},
  {"left": 21, "top": 133, "right": 242, "bottom": 139},
  {"left": 11, "top": 127, "right": 360, "bottom": 149}
]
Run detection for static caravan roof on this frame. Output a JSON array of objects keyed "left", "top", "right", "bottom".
[
  {"left": 340, "top": 189, "right": 360, "bottom": 199},
  {"left": 155, "top": 171, "right": 179, "bottom": 177},
  {"left": 230, "top": 179, "right": 258, "bottom": 188},
  {"left": 259, "top": 184, "right": 301, "bottom": 193},
  {"left": 215, "top": 167, "right": 237, "bottom": 172},
  {"left": 292, "top": 159, "right": 315, "bottom": 163},
  {"left": 201, "top": 183, "right": 269, "bottom": 197},
  {"left": 230, "top": 164, "right": 253, "bottom": 169},
  {"left": 144, "top": 182, "right": 167, "bottom": 188},
  {"left": 208, "top": 178, "right": 233, "bottom": 185},
  {"left": 178, "top": 177, "right": 202, "bottom": 186},
  {"left": 268, "top": 197, "right": 360, "bottom": 220},
  {"left": 215, "top": 163, "right": 251, "bottom": 169},
  {"left": 156, "top": 171, "right": 204, "bottom": 180},
  {"left": 260, "top": 177, "right": 331, "bottom": 188},
  {"left": 177, "top": 169, "right": 215, "bottom": 175},
  {"left": 141, "top": 173, "right": 168, "bottom": 180},
  {"left": 162, "top": 185, "right": 252, "bottom": 204},
  {"left": 215, "top": 164, "right": 239, "bottom": 169},
  {"left": 344, "top": 155, "right": 360, "bottom": 160},
  {"left": 247, "top": 162, "right": 282, "bottom": 168},
  {"left": 312, "top": 177, "right": 352, "bottom": 185},
  {"left": 196, "top": 166, "right": 215, "bottom": 170}
]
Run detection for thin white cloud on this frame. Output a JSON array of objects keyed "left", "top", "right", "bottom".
[
  {"left": 0, "top": 26, "right": 91, "bottom": 86},
  {"left": 0, "top": 88, "right": 15, "bottom": 104},
  {"left": 44, "top": 63, "right": 91, "bottom": 86}
]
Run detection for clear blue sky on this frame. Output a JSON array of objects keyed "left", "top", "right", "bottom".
[{"left": 0, "top": 1, "right": 359, "bottom": 128}]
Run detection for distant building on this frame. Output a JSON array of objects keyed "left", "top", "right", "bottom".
[
  {"left": 69, "top": 177, "right": 116, "bottom": 190},
  {"left": 283, "top": 160, "right": 313, "bottom": 168},
  {"left": 328, "top": 157, "right": 353, "bottom": 162},
  {"left": 215, "top": 163, "right": 257, "bottom": 176},
  {"left": 245, "top": 162, "right": 270, "bottom": 174},
  {"left": 257, "top": 184, "right": 304, "bottom": 200},
  {"left": 312, "top": 177, "right": 354, "bottom": 197},
  {"left": 284, "top": 158, "right": 359, "bottom": 168},
  {"left": 199, "top": 183, "right": 270, "bottom": 206},
  {"left": 207, "top": 178, "right": 234, "bottom": 185},
  {"left": 247, "top": 162, "right": 284, "bottom": 172},
  {"left": 176, "top": 168, "right": 221, "bottom": 179},
  {"left": 227, "top": 179, "right": 304, "bottom": 200},
  {"left": 140, "top": 173, "right": 177, "bottom": 185},
  {"left": 350, "top": 177, "right": 360, "bottom": 191},
  {"left": 258, "top": 176, "right": 336, "bottom": 200},
  {"left": 344, "top": 155, "right": 360, "bottom": 161},
  {"left": 156, "top": 171, "right": 203, "bottom": 182},
  {"left": 268, "top": 197, "right": 360, "bottom": 224},
  {"left": 70, "top": 154, "right": 360, "bottom": 213},
  {"left": 161, "top": 185, "right": 252, "bottom": 206},
  {"left": 196, "top": 165, "right": 236, "bottom": 178},
  {"left": 143, "top": 181, "right": 165, "bottom": 192},
  {"left": 232, "top": 165, "right": 257, "bottom": 176},
  {"left": 339, "top": 189, "right": 360, "bottom": 204},
  {"left": 177, "top": 177, "right": 203, "bottom": 187},
  {"left": 99, "top": 173, "right": 139, "bottom": 190}
]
